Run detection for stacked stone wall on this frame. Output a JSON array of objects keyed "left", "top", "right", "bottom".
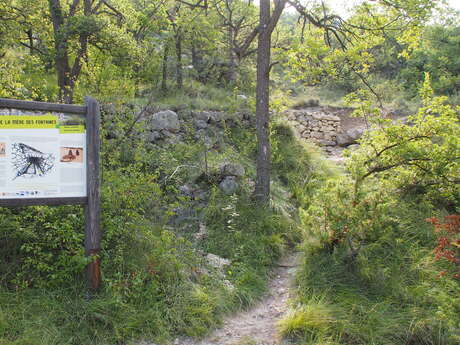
[{"left": 286, "top": 109, "right": 341, "bottom": 146}]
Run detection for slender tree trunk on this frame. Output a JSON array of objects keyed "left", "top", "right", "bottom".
[
  {"left": 48, "top": 0, "right": 73, "bottom": 103},
  {"left": 26, "top": 29, "right": 34, "bottom": 55},
  {"left": 254, "top": 0, "right": 271, "bottom": 203},
  {"left": 226, "top": 0, "right": 237, "bottom": 83},
  {"left": 175, "top": 30, "right": 183, "bottom": 89},
  {"left": 191, "top": 43, "right": 205, "bottom": 83},
  {"left": 161, "top": 43, "right": 169, "bottom": 92},
  {"left": 228, "top": 26, "right": 237, "bottom": 83},
  {"left": 71, "top": 0, "right": 91, "bottom": 93},
  {"left": 48, "top": 0, "right": 91, "bottom": 104},
  {"left": 252, "top": 0, "right": 286, "bottom": 203}
]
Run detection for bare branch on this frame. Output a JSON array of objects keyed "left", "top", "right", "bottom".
[
  {"left": 69, "top": 0, "right": 81, "bottom": 17},
  {"left": 364, "top": 135, "right": 431, "bottom": 165},
  {"left": 175, "top": 0, "right": 208, "bottom": 9},
  {"left": 18, "top": 42, "right": 46, "bottom": 55}
]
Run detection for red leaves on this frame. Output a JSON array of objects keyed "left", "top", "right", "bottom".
[{"left": 427, "top": 215, "right": 460, "bottom": 279}]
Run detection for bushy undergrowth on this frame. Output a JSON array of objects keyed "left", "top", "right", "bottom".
[
  {"left": 280, "top": 85, "right": 460, "bottom": 344},
  {"left": 282, "top": 193, "right": 460, "bottom": 345},
  {"left": 152, "top": 80, "right": 252, "bottom": 113},
  {"left": 0, "top": 91, "right": 314, "bottom": 344},
  {"left": 270, "top": 122, "right": 340, "bottom": 209}
]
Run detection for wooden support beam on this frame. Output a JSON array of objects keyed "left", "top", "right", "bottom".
[
  {"left": 84, "top": 96, "right": 102, "bottom": 290},
  {"left": 0, "top": 98, "right": 86, "bottom": 114},
  {"left": 0, "top": 197, "right": 87, "bottom": 207}
]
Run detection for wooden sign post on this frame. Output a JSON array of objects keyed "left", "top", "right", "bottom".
[
  {"left": 0, "top": 97, "right": 102, "bottom": 290},
  {"left": 84, "top": 97, "right": 102, "bottom": 290}
]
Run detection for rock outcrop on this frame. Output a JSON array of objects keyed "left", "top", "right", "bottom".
[
  {"left": 286, "top": 108, "right": 342, "bottom": 147},
  {"left": 336, "top": 128, "right": 365, "bottom": 147},
  {"left": 218, "top": 162, "right": 245, "bottom": 195},
  {"left": 150, "top": 110, "right": 180, "bottom": 132}
]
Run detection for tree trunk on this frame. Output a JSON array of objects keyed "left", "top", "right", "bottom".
[
  {"left": 48, "top": 0, "right": 73, "bottom": 103},
  {"left": 254, "top": 0, "right": 271, "bottom": 203},
  {"left": 48, "top": 0, "right": 91, "bottom": 104},
  {"left": 253, "top": 0, "right": 286, "bottom": 203},
  {"left": 26, "top": 29, "right": 34, "bottom": 55},
  {"left": 161, "top": 43, "right": 169, "bottom": 92},
  {"left": 191, "top": 43, "right": 205, "bottom": 83},
  {"left": 175, "top": 30, "right": 183, "bottom": 89},
  {"left": 227, "top": 3, "right": 238, "bottom": 84},
  {"left": 225, "top": 0, "right": 237, "bottom": 83},
  {"left": 228, "top": 27, "right": 237, "bottom": 83}
]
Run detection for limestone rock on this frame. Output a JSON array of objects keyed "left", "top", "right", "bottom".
[
  {"left": 194, "top": 111, "right": 228, "bottom": 124},
  {"left": 223, "top": 279, "right": 235, "bottom": 291},
  {"left": 150, "top": 110, "right": 180, "bottom": 132},
  {"left": 147, "top": 130, "right": 162, "bottom": 143},
  {"left": 194, "top": 119, "right": 208, "bottom": 129},
  {"left": 347, "top": 144, "right": 361, "bottom": 151},
  {"left": 312, "top": 113, "right": 341, "bottom": 122},
  {"left": 193, "top": 111, "right": 211, "bottom": 122},
  {"left": 193, "top": 223, "right": 208, "bottom": 241},
  {"left": 219, "top": 176, "right": 238, "bottom": 195},
  {"left": 220, "top": 163, "right": 245, "bottom": 177},
  {"left": 336, "top": 133, "right": 355, "bottom": 147},
  {"left": 346, "top": 128, "right": 365, "bottom": 141},
  {"left": 311, "top": 131, "right": 324, "bottom": 139},
  {"left": 337, "top": 128, "right": 364, "bottom": 147},
  {"left": 319, "top": 139, "right": 336, "bottom": 146},
  {"left": 178, "top": 184, "right": 194, "bottom": 197},
  {"left": 206, "top": 253, "right": 231, "bottom": 269}
]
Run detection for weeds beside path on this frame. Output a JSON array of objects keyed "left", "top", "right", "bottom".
[{"left": 174, "top": 253, "right": 301, "bottom": 345}]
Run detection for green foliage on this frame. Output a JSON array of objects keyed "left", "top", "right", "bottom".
[
  {"left": 0, "top": 156, "right": 275, "bottom": 344},
  {"left": 399, "top": 25, "right": 460, "bottom": 97},
  {"left": 0, "top": 205, "right": 86, "bottom": 288},
  {"left": 278, "top": 300, "right": 337, "bottom": 339},
  {"left": 204, "top": 190, "right": 286, "bottom": 266},
  {"left": 153, "top": 81, "right": 250, "bottom": 113},
  {"left": 201, "top": 185, "right": 296, "bottom": 307},
  {"left": 1, "top": 1, "right": 459, "bottom": 344},
  {"left": 288, "top": 81, "right": 460, "bottom": 345},
  {"left": 0, "top": 92, "right": 310, "bottom": 344},
  {"left": 291, "top": 177, "right": 460, "bottom": 344},
  {"left": 271, "top": 122, "right": 339, "bottom": 207},
  {"left": 347, "top": 83, "right": 460, "bottom": 205}
]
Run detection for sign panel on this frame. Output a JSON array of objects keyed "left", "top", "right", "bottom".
[{"left": 0, "top": 110, "right": 86, "bottom": 199}]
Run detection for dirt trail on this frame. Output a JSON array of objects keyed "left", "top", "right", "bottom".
[{"left": 176, "top": 253, "right": 300, "bottom": 345}]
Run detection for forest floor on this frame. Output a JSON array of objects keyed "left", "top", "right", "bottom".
[{"left": 172, "top": 253, "right": 301, "bottom": 345}]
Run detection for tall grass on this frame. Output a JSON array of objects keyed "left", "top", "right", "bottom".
[
  {"left": 152, "top": 81, "right": 251, "bottom": 112},
  {"left": 280, "top": 191, "right": 460, "bottom": 345},
  {"left": 0, "top": 92, "right": 318, "bottom": 345}
]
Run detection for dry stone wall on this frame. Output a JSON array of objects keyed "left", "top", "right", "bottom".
[{"left": 285, "top": 108, "right": 342, "bottom": 147}]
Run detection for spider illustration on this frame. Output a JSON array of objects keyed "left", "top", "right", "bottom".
[{"left": 12, "top": 143, "right": 55, "bottom": 180}]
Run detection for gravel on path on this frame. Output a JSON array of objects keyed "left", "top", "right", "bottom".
[{"left": 174, "top": 253, "right": 301, "bottom": 345}]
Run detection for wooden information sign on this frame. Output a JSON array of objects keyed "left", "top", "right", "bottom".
[{"left": 0, "top": 97, "right": 101, "bottom": 289}]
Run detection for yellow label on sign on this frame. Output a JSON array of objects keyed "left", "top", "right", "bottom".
[
  {"left": 0, "top": 115, "right": 58, "bottom": 129},
  {"left": 59, "top": 125, "right": 85, "bottom": 134}
]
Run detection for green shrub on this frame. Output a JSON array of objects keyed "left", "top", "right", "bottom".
[
  {"left": 347, "top": 77, "right": 460, "bottom": 207},
  {"left": 0, "top": 205, "right": 86, "bottom": 288},
  {"left": 288, "top": 80, "right": 460, "bottom": 345},
  {"left": 278, "top": 300, "right": 337, "bottom": 339},
  {"left": 271, "top": 122, "right": 339, "bottom": 207}
]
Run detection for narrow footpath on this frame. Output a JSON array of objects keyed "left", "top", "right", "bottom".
[{"left": 177, "top": 253, "right": 300, "bottom": 345}]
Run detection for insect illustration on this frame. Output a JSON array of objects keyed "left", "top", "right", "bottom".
[{"left": 11, "top": 143, "right": 55, "bottom": 180}]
